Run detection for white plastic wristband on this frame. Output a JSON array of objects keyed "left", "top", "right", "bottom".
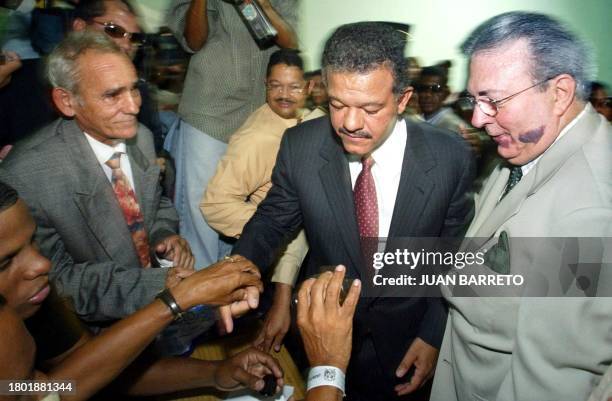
[{"left": 307, "top": 366, "right": 345, "bottom": 395}]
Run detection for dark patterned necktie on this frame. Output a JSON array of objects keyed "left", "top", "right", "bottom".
[
  {"left": 354, "top": 156, "right": 378, "bottom": 269},
  {"left": 105, "top": 152, "right": 151, "bottom": 268},
  {"left": 501, "top": 166, "right": 523, "bottom": 200}
]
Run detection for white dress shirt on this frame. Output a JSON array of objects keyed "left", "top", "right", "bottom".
[
  {"left": 84, "top": 133, "right": 135, "bottom": 189},
  {"left": 348, "top": 118, "right": 407, "bottom": 238}
]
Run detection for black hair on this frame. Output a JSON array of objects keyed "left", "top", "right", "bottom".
[
  {"left": 419, "top": 66, "right": 448, "bottom": 87},
  {"left": 74, "top": 0, "right": 135, "bottom": 22},
  {"left": 322, "top": 22, "right": 408, "bottom": 95},
  {"left": 266, "top": 49, "right": 304, "bottom": 77},
  {"left": 589, "top": 81, "right": 608, "bottom": 96}
]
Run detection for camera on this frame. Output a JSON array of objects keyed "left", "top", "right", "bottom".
[{"left": 230, "top": 0, "right": 278, "bottom": 47}]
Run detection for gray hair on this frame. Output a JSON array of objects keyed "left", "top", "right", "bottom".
[
  {"left": 461, "top": 12, "right": 595, "bottom": 101},
  {"left": 322, "top": 22, "right": 408, "bottom": 95},
  {"left": 47, "top": 30, "right": 124, "bottom": 94}
]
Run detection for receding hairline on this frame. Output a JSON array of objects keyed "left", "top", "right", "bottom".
[{"left": 66, "top": 48, "right": 135, "bottom": 93}]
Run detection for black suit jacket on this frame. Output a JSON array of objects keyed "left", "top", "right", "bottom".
[{"left": 235, "top": 116, "right": 474, "bottom": 386}]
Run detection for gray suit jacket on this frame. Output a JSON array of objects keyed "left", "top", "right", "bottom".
[
  {"left": 0, "top": 119, "right": 178, "bottom": 323},
  {"left": 431, "top": 105, "right": 612, "bottom": 401}
]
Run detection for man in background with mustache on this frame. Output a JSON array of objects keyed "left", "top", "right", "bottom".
[
  {"left": 234, "top": 22, "right": 475, "bottom": 400},
  {"left": 202, "top": 49, "right": 324, "bottom": 352}
]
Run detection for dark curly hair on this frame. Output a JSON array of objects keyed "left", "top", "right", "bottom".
[
  {"left": 266, "top": 49, "right": 304, "bottom": 77},
  {"left": 322, "top": 22, "right": 408, "bottom": 95}
]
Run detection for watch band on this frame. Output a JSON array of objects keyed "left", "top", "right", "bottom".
[{"left": 156, "top": 288, "right": 183, "bottom": 320}]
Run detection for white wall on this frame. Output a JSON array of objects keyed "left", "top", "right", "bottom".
[
  {"left": 299, "top": 0, "right": 611, "bottom": 91},
  {"left": 135, "top": 0, "right": 612, "bottom": 91}
]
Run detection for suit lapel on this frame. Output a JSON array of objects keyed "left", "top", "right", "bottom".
[
  {"left": 471, "top": 105, "right": 601, "bottom": 239},
  {"left": 529, "top": 105, "right": 601, "bottom": 195},
  {"left": 127, "top": 135, "right": 160, "bottom": 232},
  {"left": 62, "top": 120, "right": 139, "bottom": 266},
  {"left": 473, "top": 166, "right": 533, "bottom": 238},
  {"left": 318, "top": 130, "right": 363, "bottom": 279},
  {"left": 388, "top": 120, "right": 435, "bottom": 237},
  {"left": 466, "top": 166, "right": 507, "bottom": 237}
]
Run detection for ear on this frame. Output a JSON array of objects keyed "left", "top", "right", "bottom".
[
  {"left": 305, "top": 78, "right": 315, "bottom": 95},
  {"left": 51, "top": 87, "right": 78, "bottom": 117},
  {"left": 397, "top": 87, "right": 414, "bottom": 114},
  {"left": 551, "top": 74, "right": 577, "bottom": 116},
  {"left": 72, "top": 18, "right": 87, "bottom": 32}
]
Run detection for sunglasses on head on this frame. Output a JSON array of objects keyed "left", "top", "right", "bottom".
[{"left": 93, "top": 21, "right": 146, "bottom": 45}]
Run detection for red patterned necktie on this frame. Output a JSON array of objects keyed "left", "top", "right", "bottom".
[
  {"left": 354, "top": 156, "right": 379, "bottom": 269},
  {"left": 105, "top": 152, "right": 151, "bottom": 268}
]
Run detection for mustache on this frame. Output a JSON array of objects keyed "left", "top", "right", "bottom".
[
  {"left": 338, "top": 127, "right": 373, "bottom": 139},
  {"left": 274, "top": 97, "right": 296, "bottom": 104}
]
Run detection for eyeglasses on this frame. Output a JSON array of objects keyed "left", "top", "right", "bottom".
[
  {"left": 93, "top": 21, "right": 146, "bottom": 45},
  {"left": 414, "top": 83, "right": 444, "bottom": 94},
  {"left": 464, "top": 77, "right": 553, "bottom": 117},
  {"left": 266, "top": 83, "right": 306, "bottom": 94}
]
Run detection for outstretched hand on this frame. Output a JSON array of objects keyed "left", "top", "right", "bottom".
[{"left": 172, "top": 255, "right": 263, "bottom": 311}]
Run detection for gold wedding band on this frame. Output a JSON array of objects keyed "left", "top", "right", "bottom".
[{"left": 224, "top": 256, "right": 236, "bottom": 263}]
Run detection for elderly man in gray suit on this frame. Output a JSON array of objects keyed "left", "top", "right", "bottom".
[
  {"left": 431, "top": 12, "right": 612, "bottom": 401},
  {"left": 0, "top": 31, "right": 195, "bottom": 326}
]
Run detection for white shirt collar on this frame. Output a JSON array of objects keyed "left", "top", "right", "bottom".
[
  {"left": 83, "top": 133, "right": 127, "bottom": 165},
  {"left": 371, "top": 117, "right": 407, "bottom": 168},
  {"left": 347, "top": 117, "right": 407, "bottom": 166},
  {"left": 521, "top": 104, "right": 587, "bottom": 176}
]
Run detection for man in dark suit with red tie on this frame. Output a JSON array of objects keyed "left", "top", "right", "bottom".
[{"left": 234, "top": 22, "right": 475, "bottom": 400}]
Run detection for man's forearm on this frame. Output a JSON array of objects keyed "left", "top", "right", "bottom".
[
  {"left": 184, "top": 0, "right": 209, "bottom": 51},
  {"left": 201, "top": 193, "right": 257, "bottom": 238},
  {"left": 47, "top": 300, "right": 174, "bottom": 401},
  {"left": 119, "top": 356, "right": 219, "bottom": 395},
  {"left": 259, "top": 0, "right": 298, "bottom": 48}
]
